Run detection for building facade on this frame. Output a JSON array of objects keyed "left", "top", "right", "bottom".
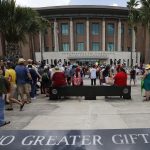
[{"left": 1, "top": 5, "right": 146, "bottom": 65}]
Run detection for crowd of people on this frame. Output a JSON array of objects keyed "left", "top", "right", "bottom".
[{"left": 0, "top": 58, "right": 150, "bottom": 127}]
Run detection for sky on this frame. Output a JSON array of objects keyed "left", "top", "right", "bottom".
[{"left": 16, "top": 0, "right": 128, "bottom": 8}]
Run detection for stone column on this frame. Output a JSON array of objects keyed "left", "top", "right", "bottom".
[
  {"left": 102, "top": 19, "right": 105, "bottom": 51},
  {"left": 54, "top": 19, "right": 59, "bottom": 52},
  {"left": 117, "top": 20, "right": 121, "bottom": 51},
  {"left": 70, "top": 19, "right": 74, "bottom": 51},
  {"left": 86, "top": 18, "right": 90, "bottom": 51}
]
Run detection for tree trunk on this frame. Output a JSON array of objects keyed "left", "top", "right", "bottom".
[
  {"left": 29, "top": 34, "right": 35, "bottom": 60},
  {"left": 31, "top": 35, "right": 35, "bottom": 61},
  {"left": 145, "top": 26, "right": 150, "bottom": 64},
  {"left": 6, "top": 42, "right": 20, "bottom": 61},
  {"left": 0, "top": 33, "right": 6, "bottom": 56}
]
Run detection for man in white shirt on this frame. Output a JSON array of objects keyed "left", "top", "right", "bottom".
[{"left": 90, "top": 65, "right": 97, "bottom": 86}]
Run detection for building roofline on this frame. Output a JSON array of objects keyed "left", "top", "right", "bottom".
[
  {"left": 34, "top": 5, "right": 129, "bottom": 19},
  {"left": 34, "top": 5, "right": 128, "bottom": 11}
]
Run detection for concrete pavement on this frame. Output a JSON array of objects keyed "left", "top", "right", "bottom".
[{"left": 1, "top": 76, "right": 149, "bottom": 130}]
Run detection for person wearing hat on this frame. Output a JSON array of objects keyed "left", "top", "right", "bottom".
[
  {"left": 15, "top": 58, "right": 32, "bottom": 104},
  {"left": 143, "top": 64, "right": 150, "bottom": 101},
  {"left": 0, "top": 67, "right": 10, "bottom": 127},
  {"left": 26, "top": 58, "right": 42, "bottom": 95},
  {"left": 27, "top": 59, "right": 41, "bottom": 79},
  {"left": 18, "top": 58, "right": 26, "bottom": 64},
  {"left": 51, "top": 66, "right": 67, "bottom": 87}
]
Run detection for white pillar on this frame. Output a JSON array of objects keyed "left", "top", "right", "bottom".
[
  {"left": 102, "top": 19, "right": 105, "bottom": 51},
  {"left": 86, "top": 19, "right": 90, "bottom": 51},
  {"left": 132, "top": 28, "right": 136, "bottom": 52},
  {"left": 117, "top": 20, "right": 121, "bottom": 51},
  {"left": 54, "top": 20, "right": 59, "bottom": 52},
  {"left": 70, "top": 19, "right": 74, "bottom": 51}
]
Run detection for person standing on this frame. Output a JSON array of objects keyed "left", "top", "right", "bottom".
[
  {"left": 64, "top": 62, "right": 72, "bottom": 86},
  {"left": 27, "top": 65, "right": 39, "bottom": 100},
  {"left": 5, "top": 62, "right": 25, "bottom": 111},
  {"left": 90, "top": 65, "right": 97, "bottom": 86},
  {"left": 0, "top": 67, "right": 10, "bottom": 127},
  {"left": 72, "top": 65, "right": 83, "bottom": 86},
  {"left": 130, "top": 67, "right": 136, "bottom": 85},
  {"left": 15, "top": 58, "right": 32, "bottom": 104},
  {"left": 143, "top": 64, "right": 150, "bottom": 101},
  {"left": 41, "top": 66, "right": 51, "bottom": 97},
  {"left": 101, "top": 65, "right": 111, "bottom": 85}
]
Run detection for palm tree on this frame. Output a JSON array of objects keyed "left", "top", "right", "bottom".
[
  {"left": 140, "top": 0, "right": 150, "bottom": 64},
  {"left": 127, "top": 0, "right": 139, "bottom": 67},
  {"left": 0, "top": 0, "right": 16, "bottom": 56},
  {"left": 4, "top": 6, "right": 41, "bottom": 59},
  {"left": 0, "top": 0, "right": 49, "bottom": 61},
  {"left": 18, "top": 7, "right": 41, "bottom": 60},
  {"left": 37, "top": 16, "right": 50, "bottom": 61}
]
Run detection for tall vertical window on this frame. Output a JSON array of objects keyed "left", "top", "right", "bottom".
[
  {"left": 91, "top": 23, "right": 100, "bottom": 35},
  {"left": 107, "top": 23, "right": 114, "bottom": 35},
  {"left": 61, "top": 23, "right": 69, "bottom": 35},
  {"left": 77, "top": 42, "right": 84, "bottom": 51},
  {"left": 121, "top": 24, "right": 124, "bottom": 51},
  {"left": 76, "top": 23, "right": 84, "bottom": 35},
  {"left": 128, "top": 28, "right": 132, "bottom": 35},
  {"left": 107, "top": 42, "right": 114, "bottom": 51},
  {"left": 62, "top": 43, "right": 69, "bottom": 51},
  {"left": 92, "top": 42, "right": 100, "bottom": 51},
  {"left": 121, "top": 23, "right": 124, "bottom": 35}
]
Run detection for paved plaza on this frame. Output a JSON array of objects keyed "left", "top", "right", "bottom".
[{"left": 0, "top": 76, "right": 149, "bottom": 130}]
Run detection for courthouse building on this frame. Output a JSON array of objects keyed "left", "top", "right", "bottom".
[{"left": 1, "top": 5, "right": 146, "bottom": 65}]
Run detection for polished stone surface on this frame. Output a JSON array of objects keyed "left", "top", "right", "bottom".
[{"left": 1, "top": 129, "right": 150, "bottom": 150}]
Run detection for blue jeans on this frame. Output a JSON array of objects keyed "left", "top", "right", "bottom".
[
  {"left": 0, "top": 95, "right": 5, "bottom": 126},
  {"left": 30, "top": 82, "right": 36, "bottom": 98}
]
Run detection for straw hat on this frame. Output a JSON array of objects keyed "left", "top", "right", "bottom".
[
  {"left": 27, "top": 59, "right": 33, "bottom": 62},
  {"left": 18, "top": 58, "right": 25, "bottom": 64},
  {"left": 44, "top": 65, "right": 49, "bottom": 69},
  {"left": 145, "top": 64, "right": 150, "bottom": 70},
  {"left": 53, "top": 66, "right": 62, "bottom": 73}
]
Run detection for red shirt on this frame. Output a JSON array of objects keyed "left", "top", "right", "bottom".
[
  {"left": 114, "top": 71, "right": 127, "bottom": 86},
  {"left": 52, "top": 71, "right": 67, "bottom": 87}
]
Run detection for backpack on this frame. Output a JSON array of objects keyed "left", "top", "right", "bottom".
[{"left": 42, "top": 72, "right": 49, "bottom": 82}]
